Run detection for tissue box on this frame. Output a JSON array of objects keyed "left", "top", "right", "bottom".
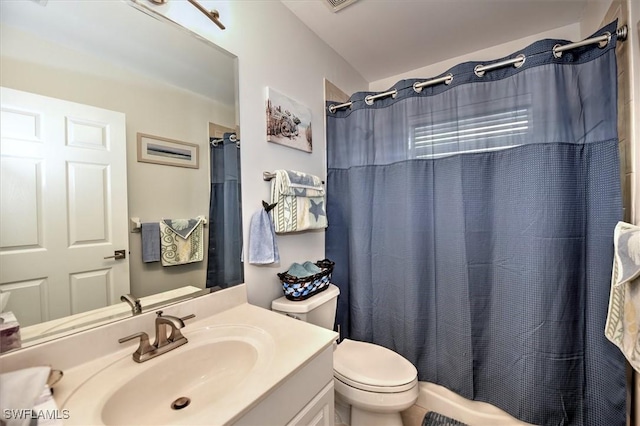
[{"left": 0, "top": 311, "right": 21, "bottom": 353}]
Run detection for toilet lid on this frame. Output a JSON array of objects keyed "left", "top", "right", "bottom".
[{"left": 333, "top": 339, "right": 418, "bottom": 393}]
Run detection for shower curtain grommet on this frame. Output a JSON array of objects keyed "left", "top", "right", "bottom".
[{"left": 598, "top": 31, "right": 612, "bottom": 48}]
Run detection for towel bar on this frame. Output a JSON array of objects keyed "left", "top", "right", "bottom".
[
  {"left": 263, "top": 171, "right": 325, "bottom": 184},
  {"left": 263, "top": 171, "right": 277, "bottom": 181},
  {"left": 130, "top": 217, "right": 208, "bottom": 233}
]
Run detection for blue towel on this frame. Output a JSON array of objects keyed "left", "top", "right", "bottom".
[
  {"left": 302, "top": 261, "right": 322, "bottom": 275},
  {"left": 287, "top": 261, "right": 322, "bottom": 277},
  {"left": 287, "top": 263, "right": 313, "bottom": 277},
  {"left": 141, "top": 222, "right": 160, "bottom": 263},
  {"left": 248, "top": 208, "right": 279, "bottom": 265}
]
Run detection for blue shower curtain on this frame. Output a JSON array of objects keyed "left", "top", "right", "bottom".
[
  {"left": 206, "top": 132, "right": 243, "bottom": 289},
  {"left": 326, "top": 21, "right": 625, "bottom": 426}
]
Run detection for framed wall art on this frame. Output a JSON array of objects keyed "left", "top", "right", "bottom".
[
  {"left": 137, "top": 133, "right": 199, "bottom": 169},
  {"left": 266, "top": 87, "right": 312, "bottom": 153}
]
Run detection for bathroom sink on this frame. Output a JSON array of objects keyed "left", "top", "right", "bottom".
[{"left": 63, "top": 324, "right": 275, "bottom": 425}]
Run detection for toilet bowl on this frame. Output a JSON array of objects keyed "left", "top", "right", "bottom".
[
  {"left": 271, "top": 284, "right": 419, "bottom": 426},
  {"left": 333, "top": 338, "right": 418, "bottom": 425}
]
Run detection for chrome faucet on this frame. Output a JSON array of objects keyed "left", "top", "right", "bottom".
[
  {"left": 120, "top": 293, "right": 142, "bottom": 315},
  {"left": 118, "top": 311, "right": 195, "bottom": 363}
]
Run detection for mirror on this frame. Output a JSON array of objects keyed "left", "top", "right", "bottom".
[{"left": 0, "top": 0, "right": 242, "bottom": 351}]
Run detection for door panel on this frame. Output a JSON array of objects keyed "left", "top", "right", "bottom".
[
  {"left": 67, "top": 162, "right": 109, "bottom": 244},
  {"left": 69, "top": 269, "right": 111, "bottom": 314},
  {"left": 0, "top": 279, "right": 48, "bottom": 326},
  {"left": 0, "top": 157, "right": 42, "bottom": 248}
]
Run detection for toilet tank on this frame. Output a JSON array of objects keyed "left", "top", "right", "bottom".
[{"left": 271, "top": 284, "right": 340, "bottom": 330}]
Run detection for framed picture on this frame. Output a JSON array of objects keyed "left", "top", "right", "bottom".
[
  {"left": 266, "top": 87, "right": 312, "bottom": 153},
  {"left": 137, "top": 133, "right": 199, "bottom": 169}
]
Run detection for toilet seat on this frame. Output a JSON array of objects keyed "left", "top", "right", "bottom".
[{"left": 333, "top": 339, "right": 418, "bottom": 393}]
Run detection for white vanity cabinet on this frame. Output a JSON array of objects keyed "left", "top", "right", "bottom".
[
  {"left": 233, "top": 345, "right": 335, "bottom": 426},
  {"left": 286, "top": 382, "right": 334, "bottom": 426}
]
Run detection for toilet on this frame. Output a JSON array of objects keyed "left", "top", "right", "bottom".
[{"left": 272, "top": 284, "right": 419, "bottom": 426}]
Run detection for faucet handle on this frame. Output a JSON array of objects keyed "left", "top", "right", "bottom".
[
  {"left": 169, "top": 314, "right": 196, "bottom": 342},
  {"left": 166, "top": 313, "right": 196, "bottom": 342},
  {"left": 155, "top": 311, "right": 196, "bottom": 323},
  {"left": 118, "top": 332, "right": 154, "bottom": 363}
]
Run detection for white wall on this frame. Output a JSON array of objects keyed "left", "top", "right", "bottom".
[
  {"left": 220, "top": 3, "right": 368, "bottom": 309},
  {"left": 581, "top": 1, "right": 617, "bottom": 38},
  {"left": 146, "top": 1, "right": 368, "bottom": 308}
]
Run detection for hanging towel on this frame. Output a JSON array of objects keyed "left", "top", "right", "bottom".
[
  {"left": 270, "top": 169, "right": 327, "bottom": 233},
  {"left": 248, "top": 208, "right": 279, "bottom": 265},
  {"left": 141, "top": 222, "right": 160, "bottom": 263},
  {"left": 0, "top": 366, "right": 50, "bottom": 426},
  {"left": 159, "top": 216, "right": 205, "bottom": 266},
  {"left": 280, "top": 170, "right": 324, "bottom": 197},
  {"left": 605, "top": 221, "right": 640, "bottom": 372}
]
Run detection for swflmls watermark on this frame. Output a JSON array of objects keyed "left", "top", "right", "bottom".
[{"left": 3, "top": 409, "right": 70, "bottom": 421}]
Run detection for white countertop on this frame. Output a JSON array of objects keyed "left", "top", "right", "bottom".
[{"left": 54, "top": 303, "right": 338, "bottom": 425}]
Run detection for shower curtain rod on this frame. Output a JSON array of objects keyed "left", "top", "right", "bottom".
[
  {"left": 328, "top": 24, "right": 628, "bottom": 114},
  {"left": 210, "top": 133, "right": 239, "bottom": 147}
]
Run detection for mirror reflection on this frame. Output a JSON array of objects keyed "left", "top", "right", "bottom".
[{"left": 0, "top": 0, "right": 242, "bottom": 350}]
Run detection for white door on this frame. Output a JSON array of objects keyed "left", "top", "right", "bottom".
[{"left": 0, "top": 87, "right": 130, "bottom": 326}]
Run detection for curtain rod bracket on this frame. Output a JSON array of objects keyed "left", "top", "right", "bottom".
[{"left": 616, "top": 25, "right": 628, "bottom": 41}]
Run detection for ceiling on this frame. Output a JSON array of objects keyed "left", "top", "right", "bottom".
[{"left": 282, "top": 0, "right": 593, "bottom": 83}]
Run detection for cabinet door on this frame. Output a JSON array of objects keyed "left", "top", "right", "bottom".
[{"left": 287, "top": 381, "right": 334, "bottom": 426}]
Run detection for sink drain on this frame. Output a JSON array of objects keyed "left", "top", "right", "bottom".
[{"left": 171, "top": 397, "right": 191, "bottom": 410}]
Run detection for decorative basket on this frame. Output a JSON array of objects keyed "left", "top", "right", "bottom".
[{"left": 277, "top": 259, "right": 334, "bottom": 301}]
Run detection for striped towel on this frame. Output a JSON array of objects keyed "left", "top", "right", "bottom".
[
  {"left": 605, "top": 221, "right": 640, "bottom": 372},
  {"left": 270, "top": 170, "right": 327, "bottom": 233}
]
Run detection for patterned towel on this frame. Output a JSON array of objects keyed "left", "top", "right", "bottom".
[
  {"left": 270, "top": 170, "right": 327, "bottom": 233},
  {"left": 605, "top": 221, "right": 640, "bottom": 372},
  {"left": 281, "top": 169, "right": 324, "bottom": 197},
  {"left": 159, "top": 216, "right": 205, "bottom": 266}
]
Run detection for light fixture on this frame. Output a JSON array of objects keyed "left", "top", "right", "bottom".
[{"left": 148, "top": 0, "right": 225, "bottom": 30}]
